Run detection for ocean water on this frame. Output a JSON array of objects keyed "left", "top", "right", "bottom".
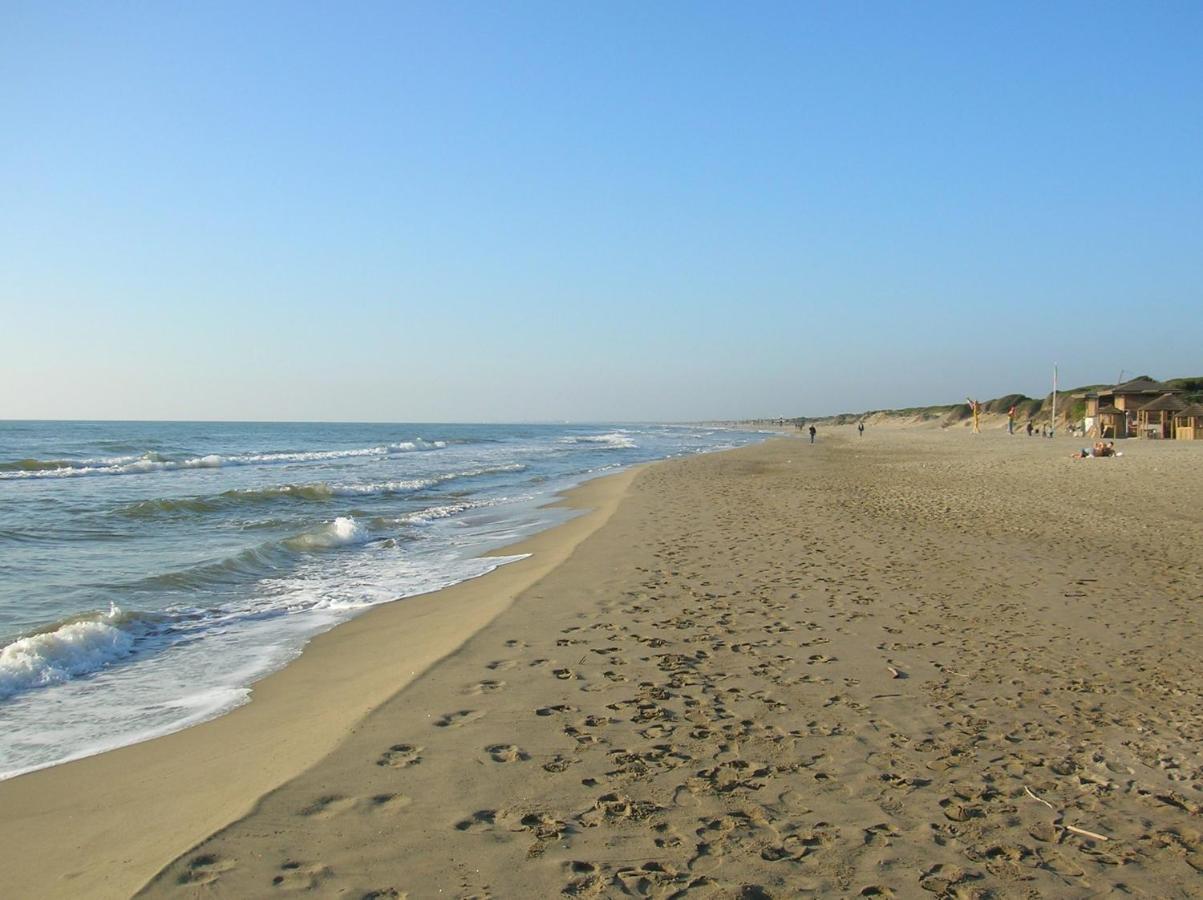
[{"left": 0, "top": 421, "right": 765, "bottom": 778}]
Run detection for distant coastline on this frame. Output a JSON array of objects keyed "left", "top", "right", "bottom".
[{"left": 746, "top": 372, "right": 1203, "bottom": 431}]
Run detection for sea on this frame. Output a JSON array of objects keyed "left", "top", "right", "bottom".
[{"left": 0, "top": 420, "right": 766, "bottom": 779}]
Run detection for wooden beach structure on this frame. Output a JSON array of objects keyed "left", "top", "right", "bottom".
[
  {"left": 1094, "top": 406, "right": 1128, "bottom": 440},
  {"left": 1077, "top": 378, "right": 1185, "bottom": 438},
  {"left": 1172, "top": 403, "right": 1203, "bottom": 441},
  {"left": 1136, "top": 392, "right": 1187, "bottom": 439}
]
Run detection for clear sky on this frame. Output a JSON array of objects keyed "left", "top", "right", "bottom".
[{"left": 2, "top": 2, "right": 1200, "bottom": 421}]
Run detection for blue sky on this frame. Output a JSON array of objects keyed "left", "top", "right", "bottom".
[{"left": 2, "top": 2, "right": 1200, "bottom": 421}]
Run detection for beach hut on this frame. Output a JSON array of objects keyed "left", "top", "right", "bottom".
[
  {"left": 1136, "top": 393, "right": 1187, "bottom": 439},
  {"left": 1076, "top": 378, "right": 1184, "bottom": 437},
  {"left": 1108, "top": 377, "right": 1178, "bottom": 408},
  {"left": 1095, "top": 405, "right": 1129, "bottom": 439},
  {"left": 1173, "top": 403, "right": 1203, "bottom": 440}
]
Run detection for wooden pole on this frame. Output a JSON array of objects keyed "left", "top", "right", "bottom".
[{"left": 1051, "top": 364, "right": 1057, "bottom": 437}]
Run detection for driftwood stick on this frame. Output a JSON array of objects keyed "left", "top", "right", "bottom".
[
  {"left": 1064, "top": 824, "right": 1110, "bottom": 842},
  {"left": 1023, "top": 786, "right": 1110, "bottom": 842},
  {"left": 1024, "top": 785, "right": 1055, "bottom": 811}
]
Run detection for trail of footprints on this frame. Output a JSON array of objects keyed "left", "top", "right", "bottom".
[{"left": 152, "top": 443, "right": 1203, "bottom": 898}]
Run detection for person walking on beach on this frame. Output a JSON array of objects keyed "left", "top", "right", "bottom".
[
  {"left": 857, "top": 421, "right": 865, "bottom": 437},
  {"left": 808, "top": 425, "right": 816, "bottom": 444},
  {"left": 1008, "top": 405, "right": 1016, "bottom": 435},
  {"left": 1026, "top": 421, "right": 1034, "bottom": 437}
]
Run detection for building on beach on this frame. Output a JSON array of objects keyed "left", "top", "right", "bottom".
[
  {"left": 1136, "top": 392, "right": 1187, "bottom": 439},
  {"left": 1172, "top": 403, "right": 1203, "bottom": 441},
  {"left": 1077, "top": 378, "right": 1186, "bottom": 438}
]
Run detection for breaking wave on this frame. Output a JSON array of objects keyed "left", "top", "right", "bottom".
[
  {"left": 115, "top": 464, "right": 527, "bottom": 518},
  {"left": 0, "top": 605, "right": 143, "bottom": 700},
  {"left": 282, "top": 516, "right": 372, "bottom": 551},
  {"left": 0, "top": 441, "right": 449, "bottom": 480},
  {"left": 557, "top": 431, "right": 637, "bottom": 449}
]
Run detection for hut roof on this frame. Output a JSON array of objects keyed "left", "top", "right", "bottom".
[
  {"left": 1139, "top": 392, "right": 1188, "bottom": 413},
  {"left": 1096, "top": 406, "right": 1126, "bottom": 416},
  {"left": 1175, "top": 403, "right": 1203, "bottom": 418},
  {"left": 1108, "top": 377, "right": 1177, "bottom": 395}
]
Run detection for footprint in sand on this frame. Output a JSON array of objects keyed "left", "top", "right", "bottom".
[
  {"left": 542, "top": 754, "right": 579, "bottom": 773},
  {"left": 918, "top": 863, "right": 980, "bottom": 894},
  {"left": 176, "top": 853, "right": 236, "bottom": 886},
  {"left": 862, "top": 823, "right": 899, "bottom": 846},
  {"left": 561, "top": 861, "right": 602, "bottom": 897},
  {"left": 433, "top": 709, "right": 484, "bottom": 728},
  {"left": 454, "top": 809, "right": 497, "bottom": 832},
  {"left": 485, "top": 743, "right": 530, "bottom": 763},
  {"left": 299, "top": 794, "right": 355, "bottom": 818},
  {"left": 858, "top": 886, "right": 896, "bottom": 898},
  {"left": 377, "top": 743, "right": 423, "bottom": 768},
  {"left": 638, "top": 723, "right": 675, "bottom": 740},
  {"left": 486, "top": 659, "right": 519, "bottom": 671},
  {"left": 500, "top": 809, "right": 568, "bottom": 841},
  {"left": 535, "top": 704, "right": 577, "bottom": 717},
  {"left": 271, "top": 861, "right": 333, "bottom": 890},
  {"left": 938, "top": 797, "right": 980, "bottom": 822},
  {"left": 577, "top": 792, "right": 662, "bottom": 826},
  {"left": 462, "top": 679, "right": 506, "bottom": 695},
  {"left": 300, "top": 793, "right": 411, "bottom": 818}
]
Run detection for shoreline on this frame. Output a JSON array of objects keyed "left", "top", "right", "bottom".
[
  {"left": 7, "top": 429, "right": 1202, "bottom": 898},
  {"left": 0, "top": 459, "right": 651, "bottom": 899},
  {"left": 144, "top": 429, "right": 1202, "bottom": 898}
]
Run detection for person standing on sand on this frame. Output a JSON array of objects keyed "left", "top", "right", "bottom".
[
  {"left": 858, "top": 421, "right": 864, "bottom": 437},
  {"left": 809, "top": 425, "right": 816, "bottom": 444},
  {"left": 1008, "top": 405, "right": 1016, "bottom": 434},
  {"left": 1026, "top": 421, "right": 1034, "bottom": 437}
]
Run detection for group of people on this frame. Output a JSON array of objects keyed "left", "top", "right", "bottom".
[{"left": 1071, "top": 441, "right": 1117, "bottom": 459}]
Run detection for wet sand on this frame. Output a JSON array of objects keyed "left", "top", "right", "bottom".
[
  {"left": 9, "top": 429, "right": 1203, "bottom": 898},
  {"left": 0, "top": 468, "right": 642, "bottom": 899}
]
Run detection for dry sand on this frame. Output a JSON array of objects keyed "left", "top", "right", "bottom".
[{"left": 7, "top": 429, "right": 1203, "bottom": 898}]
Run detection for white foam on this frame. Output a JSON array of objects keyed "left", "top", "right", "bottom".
[
  {"left": 0, "top": 607, "right": 135, "bottom": 700},
  {"left": 558, "top": 431, "right": 637, "bottom": 449},
  {"left": 284, "top": 516, "right": 372, "bottom": 551},
  {"left": 403, "top": 503, "right": 478, "bottom": 525},
  {"left": 328, "top": 479, "right": 433, "bottom": 495},
  {"left": 0, "top": 440, "right": 449, "bottom": 480},
  {"left": 323, "top": 464, "right": 526, "bottom": 498}
]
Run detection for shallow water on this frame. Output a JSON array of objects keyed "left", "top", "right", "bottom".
[{"left": 0, "top": 420, "right": 765, "bottom": 778}]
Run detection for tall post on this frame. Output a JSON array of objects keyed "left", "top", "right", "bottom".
[{"left": 1051, "top": 364, "right": 1058, "bottom": 437}]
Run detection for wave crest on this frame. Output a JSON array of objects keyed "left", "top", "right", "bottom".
[
  {"left": 557, "top": 431, "right": 637, "bottom": 449},
  {"left": 116, "top": 464, "right": 528, "bottom": 518},
  {"left": 283, "top": 516, "right": 372, "bottom": 551},
  {"left": 0, "top": 606, "right": 137, "bottom": 700},
  {"left": 0, "top": 441, "right": 450, "bottom": 480}
]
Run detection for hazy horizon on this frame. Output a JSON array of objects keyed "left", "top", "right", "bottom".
[{"left": 3, "top": 3, "right": 1200, "bottom": 422}]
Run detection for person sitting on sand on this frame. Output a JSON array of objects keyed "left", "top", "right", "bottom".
[{"left": 1072, "top": 441, "right": 1116, "bottom": 459}]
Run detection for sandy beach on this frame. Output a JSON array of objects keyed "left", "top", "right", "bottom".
[{"left": 5, "top": 429, "right": 1203, "bottom": 898}]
